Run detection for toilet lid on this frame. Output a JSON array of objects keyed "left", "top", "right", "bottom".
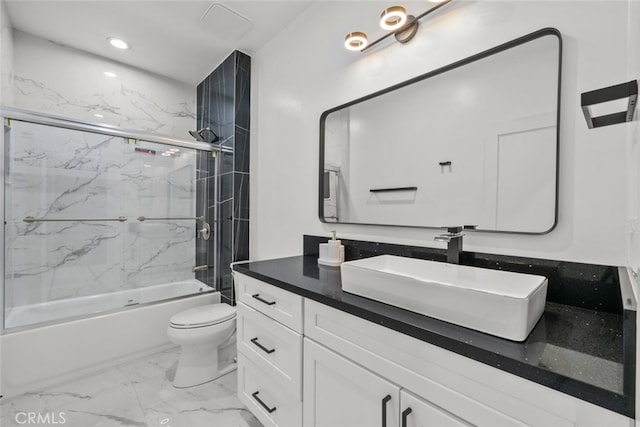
[{"left": 170, "top": 304, "right": 236, "bottom": 328}]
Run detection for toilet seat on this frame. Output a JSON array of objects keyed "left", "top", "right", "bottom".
[{"left": 169, "top": 304, "right": 236, "bottom": 329}]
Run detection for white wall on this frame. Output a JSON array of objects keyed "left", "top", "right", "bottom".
[
  {"left": 9, "top": 30, "right": 195, "bottom": 140},
  {"left": 251, "top": 0, "right": 636, "bottom": 266}
]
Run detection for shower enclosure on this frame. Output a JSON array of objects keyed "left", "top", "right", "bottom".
[{"left": 1, "top": 107, "right": 221, "bottom": 330}]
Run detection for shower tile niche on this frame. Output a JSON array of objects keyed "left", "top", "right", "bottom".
[{"left": 195, "top": 50, "right": 251, "bottom": 303}]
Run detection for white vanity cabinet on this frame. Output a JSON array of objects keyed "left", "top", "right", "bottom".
[
  {"left": 303, "top": 338, "right": 401, "bottom": 427},
  {"left": 303, "top": 337, "right": 501, "bottom": 427},
  {"left": 303, "top": 299, "right": 632, "bottom": 427},
  {"left": 234, "top": 273, "right": 303, "bottom": 427},
  {"left": 234, "top": 272, "right": 632, "bottom": 427}
]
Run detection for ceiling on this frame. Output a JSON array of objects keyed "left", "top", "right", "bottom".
[{"left": 4, "top": 0, "right": 313, "bottom": 86}]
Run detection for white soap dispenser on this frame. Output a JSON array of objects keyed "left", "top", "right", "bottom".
[{"left": 318, "top": 231, "right": 345, "bottom": 267}]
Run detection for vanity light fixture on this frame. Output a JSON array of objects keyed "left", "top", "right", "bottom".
[
  {"left": 108, "top": 37, "right": 130, "bottom": 50},
  {"left": 344, "top": 0, "right": 453, "bottom": 52}
]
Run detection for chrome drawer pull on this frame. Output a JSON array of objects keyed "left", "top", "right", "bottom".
[
  {"left": 251, "top": 337, "right": 276, "bottom": 354},
  {"left": 251, "top": 391, "right": 277, "bottom": 413},
  {"left": 252, "top": 293, "right": 276, "bottom": 306}
]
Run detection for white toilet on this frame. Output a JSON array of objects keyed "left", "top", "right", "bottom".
[{"left": 167, "top": 303, "right": 237, "bottom": 388}]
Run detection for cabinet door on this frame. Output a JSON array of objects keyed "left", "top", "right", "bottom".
[
  {"left": 400, "top": 390, "right": 473, "bottom": 427},
  {"left": 303, "top": 338, "right": 400, "bottom": 427}
]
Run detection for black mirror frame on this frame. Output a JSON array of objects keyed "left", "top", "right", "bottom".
[{"left": 318, "top": 27, "right": 562, "bottom": 235}]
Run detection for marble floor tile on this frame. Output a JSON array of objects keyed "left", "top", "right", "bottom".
[{"left": 0, "top": 346, "right": 262, "bottom": 427}]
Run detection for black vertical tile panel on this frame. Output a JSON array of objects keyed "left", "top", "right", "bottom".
[
  {"left": 235, "top": 51, "right": 251, "bottom": 132},
  {"left": 194, "top": 136, "right": 208, "bottom": 286},
  {"left": 233, "top": 219, "right": 250, "bottom": 262},
  {"left": 234, "top": 126, "right": 250, "bottom": 173},
  {"left": 196, "top": 50, "right": 250, "bottom": 301},
  {"left": 234, "top": 172, "right": 249, "bottom": 220},
  {"left": 218, "top": 199, "right": 234, "bottom": 292},
  {"left": 196, "top": 79, "right": 206, "bottom": 131},
  {"left": 220, "top": 149, "right": 234, "bottom": 175},
  {"left": 205, "top": 175, "right": 216, "bottom": 210},
  {"left": 219, "top": 172, "right": 233, "bottom": 202},
  {"left": 233, "top": 51, "right": 251, "bottom": 295},
  {"left": 199, "top": 53, "right": 236, "bottom": 144}
]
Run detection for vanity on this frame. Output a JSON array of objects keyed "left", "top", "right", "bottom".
[
  {"left": 233, "top": 25, "right": 634, "bottom": 427},
  {"left": 232, "top": 237, "right": 636, "bottom": 427}
]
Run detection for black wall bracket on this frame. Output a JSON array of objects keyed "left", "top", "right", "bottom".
[{"left": 581, "top": 80, "right": 637, "bottom": 129}]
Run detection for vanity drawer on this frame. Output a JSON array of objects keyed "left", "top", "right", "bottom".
[
  {"left": 238, "top": 302, "right": 302, "bottom": 398},
  {"left": 238, "top": 351, "right": 302, "bottom": 427},
  {"left": 235, "top": 272, "right": 303, "bottom": 333}
]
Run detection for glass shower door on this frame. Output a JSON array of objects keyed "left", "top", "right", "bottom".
[
  {"left": 3, "top": 118, "right": 213, "bottom": 330},
  {"left": 4, "top": 120, "right": 126, "bottom": 328},
  {"left": 121, "top": 139, "right": 200, "bottom": 302}
]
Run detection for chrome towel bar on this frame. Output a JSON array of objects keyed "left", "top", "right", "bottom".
[
  {"left": 23, "top": 216, "right": 127, "bottom": 223},
  {"left": 137, "top": 216, "right": 205, "bottom": 222}
]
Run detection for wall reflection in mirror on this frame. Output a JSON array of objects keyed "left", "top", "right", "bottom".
[{"left": 320, "top": 29, "right": 561, "bottom": 234}]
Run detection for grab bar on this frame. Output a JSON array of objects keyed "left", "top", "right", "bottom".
[
  {"left": 23, "top": 216, "right": 127, "bottom": 223},
  {"left": 137, "top": 216, "right": 205, "bottom": 222}
]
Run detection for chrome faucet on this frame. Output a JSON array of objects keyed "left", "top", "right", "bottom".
[{"left": 434, "top": 225, "right": 476, "bottom": 264}]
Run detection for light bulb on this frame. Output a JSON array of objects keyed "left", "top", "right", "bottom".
[
  {"left": 380, "top": 6, "right": 408, "bottom": 31},
  {"left": 344, "top": 32, "right": 368, "bottom": 51}
]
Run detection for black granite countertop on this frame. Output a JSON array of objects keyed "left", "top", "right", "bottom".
[{"left": 233, "top": 254, "right": 635, "bottom": 418}]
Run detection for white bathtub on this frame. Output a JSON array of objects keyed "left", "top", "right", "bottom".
[
  {"left": 1, "top": 282, "right": 221, "bottom": 398},
  {"left": 4, "top": 279, "right": 211, "bottom": 329}
]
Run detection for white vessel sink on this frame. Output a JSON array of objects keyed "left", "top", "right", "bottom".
[{"left": 341, "top": 255, "right": 547, "bottom": 341}]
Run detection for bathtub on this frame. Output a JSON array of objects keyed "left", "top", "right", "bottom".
[
  {"left": 5, "top": 279, "right": 211, "bottom": 329},
  {"left": 1, "top": 281, "right": 220, "bottom": 399}
]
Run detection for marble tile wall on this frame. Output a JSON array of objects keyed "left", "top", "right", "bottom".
[
  {"left": 10, "top": 30, "right": 195, "bottom": 140},
  {"left": 4, "top": 120, "right": 198, "bottom": 309},
  {"left": 196, "top": 51, "right": 250, "bottom": 303},
  {"left": 1, "top": 0, "right": 14, "bottom": 106}
]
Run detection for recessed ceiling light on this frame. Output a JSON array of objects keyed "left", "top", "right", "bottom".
[
  {"left": 103, "top": 71, "right": 117, "bottom": 78},
  {"left": 94, "top": 113, "right": 104, "bottom": 118},
  {"left": 161, "top": 152, "right": 172, "bottom": 157},
  {"left": 143, "top": 164, "right": 151, "bottom": 168},
  {"left": 108, "top": 38, "right": 130, "bottom": 50},
  {"left": 169, "top": 148, "right": 179, "bottom": 152}
]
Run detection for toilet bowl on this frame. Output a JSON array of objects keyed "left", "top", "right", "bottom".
[{"left": 167, "top": 303, "right": 237, "bottom": 388}]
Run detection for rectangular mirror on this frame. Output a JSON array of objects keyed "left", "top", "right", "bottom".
[{"left": 319, "top": 28, "right": 562, "bottom": 234}]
